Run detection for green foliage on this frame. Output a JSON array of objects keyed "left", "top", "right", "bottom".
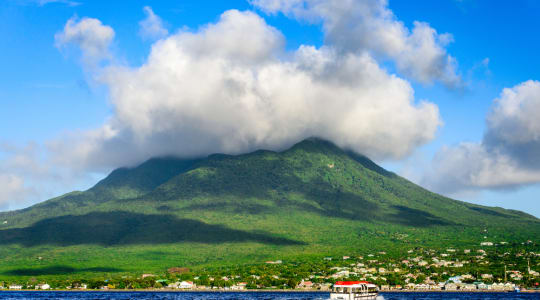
[{"left": 0, "top": 138, "right": 537, "bottom": 281}]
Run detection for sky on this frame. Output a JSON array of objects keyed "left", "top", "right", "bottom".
[{"left": 1, "top": 0, "right": 540, "bottom": 216}]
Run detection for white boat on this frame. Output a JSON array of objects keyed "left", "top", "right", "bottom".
[{"left": 330, "top": 281, "right": 379, "bottom": 300}]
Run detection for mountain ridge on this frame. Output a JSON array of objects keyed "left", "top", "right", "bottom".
[{"left": 0, "top": 138, "right": 537, "bottom": 278}]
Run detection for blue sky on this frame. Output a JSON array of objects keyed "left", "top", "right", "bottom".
[{"left": 1, "top": 0, "right": 540, "bottom": 216}]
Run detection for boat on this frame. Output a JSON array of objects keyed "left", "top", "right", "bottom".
[{"left": 330, "top": 281, "right": 378, "bottom": 300}]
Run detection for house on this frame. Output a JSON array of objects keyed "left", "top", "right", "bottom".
[
  {"left": 35, "top": 283, "right": 50, "bottom": 290},
  {"left": 476, "top": 282, "right": 490, "bottom": 290},
  {"left": 481, "top": 274, "right": 493, "bottom": 279},
  {"left": 331, "top": 270, "right": 349, "bottom": 278},
  {"left": 491, "top": 283, "right": 508, "bottom": 291},
  {"left": 405, "top": 283, "right": 416, "bottom": 290},
  {"left": 462, "top": 284, "right": 477, "bottom": 290},
  {"left": 231, "top": 282, "right": 246, "bottom": 290},
  {"left": 297, "top": 280, "right": 313, "bottom": 289},
  {"left": 141, "top": 274, "right": 155, "bottom": 279},
  {"left": 265, "top": 260, "right": 282, "bottom": 264},
  {"left": 480, "top": 242, "right": 493, "bottom": 246},
  {"left": 414, "top": 284, "right": 430, "bottom": 290},
  {"left": 444, "top": 283, "right": 458, "bottom": 291},
  {"left": 179, "top": 281, "right": 194, "bottom": 289},
  {"left": 342, "top": 256, "right": 350, "bottom": 260},
  {"left": 9, "top": 285, "right": 23, "bottom": 290}
]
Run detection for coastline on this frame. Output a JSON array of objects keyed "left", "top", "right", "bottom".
[{"left": 1, "top": 289, "right": 539, "bottom": 293}]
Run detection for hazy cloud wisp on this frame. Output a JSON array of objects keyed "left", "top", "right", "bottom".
[
  {"left": 55, "top": 17, "right": 115, "bottom": 65},
  {"left": 139, "top": 6, "right": 169, "bottom": 40}
]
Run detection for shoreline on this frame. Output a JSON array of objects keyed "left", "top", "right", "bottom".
[{"left": 1, "top": 289, "right": 539, "bottom": 293}]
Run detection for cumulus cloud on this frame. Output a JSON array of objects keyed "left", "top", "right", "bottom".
[
  {"left": 424, "top": 80, "right": 540, "bottom": 193},
  {"left": 251, "top": 0, "right": 461, "bottom": 87},
  {"left": 139, "top": 6, "right": 168, "bottom": 40},
  {"left": 48, "top": 9, "right": 441, "bottom": 172},
  {"left": 55, "top": 16, "right": 115, "bottom": 65}
]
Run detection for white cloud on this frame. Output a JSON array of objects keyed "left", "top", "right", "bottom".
[
  {"left": 0, "top": 174, "right": 36, "bottom": 211},
  {"left": 55, "top": 16, "right": 115, "bottom": 65},
  {"left": 251, "top": 0, "right": 461, "bottom": 87},
  {"left": 139, "top": 6, "right": 168, "bottom": 40},
  {"left": 0, "top": 142, "right": 96, "bottom": 210},
  {"left": 49, "top": 9, "right": 441, "bottom": 172},
  {"left": 424, "top": 80, "right": 540, "bottom": 193}
]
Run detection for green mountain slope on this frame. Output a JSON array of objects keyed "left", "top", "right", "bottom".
[{"left": 0, "top": 138, "right": 538, "bottom": 279}]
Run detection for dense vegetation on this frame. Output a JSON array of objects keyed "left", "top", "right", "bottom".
[{"left": 0, "top": 138, "right": 538, "bottom": 280}]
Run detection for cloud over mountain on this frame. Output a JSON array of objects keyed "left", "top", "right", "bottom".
[
  {"left": 2, "top": 1, "right": 459, "bottom": 210},
  {"left": 50, "top": 9, "right": 441, "bottom": 171}
]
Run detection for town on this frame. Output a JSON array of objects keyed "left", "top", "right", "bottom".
[{"left": 1, "top": 241, "right": 538, "bottom": 292}]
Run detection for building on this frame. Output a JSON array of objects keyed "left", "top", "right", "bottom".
[
  {"left": 476, "top": 282, "right": 489, "bottom": 290},
  {"left": 35, "top": 283, "right": 50, "bottom": 290},
  {"left": 231, "top": 283, "right": 247, "bottom": 290},
  {"left": 9, "top": 285, "right": 23, "bottom": 290},
  {"left": 462, "top": 284, "right": 477, "bottom": 290},
  {"left": 297, "top": 280, "right": 313, "bottom": 289},
  {"left": 179, "top": 281, "right": 194, "bottom": 289}
]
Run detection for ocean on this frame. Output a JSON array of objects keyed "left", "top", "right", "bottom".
[{"left": 0, "top": 292, "right": 537, "bottom": 300}]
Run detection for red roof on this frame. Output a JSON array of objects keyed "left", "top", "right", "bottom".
[{"left": 335, "top": 281, "right": 371, "bottom": 285}]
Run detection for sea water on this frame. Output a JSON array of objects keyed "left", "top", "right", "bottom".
[{"left": 0, "top": 292, "right": 537, "bottom": 300}]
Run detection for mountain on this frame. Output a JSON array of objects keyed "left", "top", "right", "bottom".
[{"left": 0, "top": 138, "right": 538, "bottom": 279}]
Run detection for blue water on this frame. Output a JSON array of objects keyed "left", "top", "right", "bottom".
[{"left": 0, "top": 292, "right": 537, "bottom": 300}]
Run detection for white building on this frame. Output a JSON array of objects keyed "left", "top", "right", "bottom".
[
  {"left": 179, "top": 281, "right": 194, "bottom": 289},
  {"left": 35, "top": 283, "right": 50, "bottom": 290},
  {"left": 9, "top": 285, "right": 23, "bottom": 290}
]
